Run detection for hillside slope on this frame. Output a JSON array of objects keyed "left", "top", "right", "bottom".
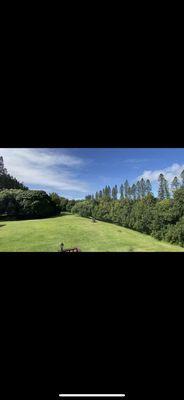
[{"left": 0, "top": 214, "right": 184, "bottom": 252}]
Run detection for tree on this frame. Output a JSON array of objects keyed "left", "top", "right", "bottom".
[
  {"left": 0, "top": 156, "right": 28, "bottom": 190},
  {"left": 145, "top": 179, "right": 152, "bottom": 195},
  {"left": 158, "top": 174, "right": 166, "bottom": 200},
  {"left": 140, "top": 178, "right": 146, "bottom": 198},
  {"left": 131, "top": 184, "right": 137, "bottom": 200},
  {"left": 0, "top": 156, "right": 7, "bottom": 175},
  {"left": 136, "top": 181, "right": 141, "bottom": 199},
  {"left": 120, "top": 184, "right": 124, "bottom": 200},
  {"left": 103, "top": 185, "right": 111, "bottom": 200},
  {"left": 85, "top": 195, "right": 92, "bottom": 200},
  {"left": 112, "top": 185, "right": 118, "bottom": 200},
  {"left": 0, "top": 189, "right": 58, "bottom": 219},
  {"left": 181, "top": 170, "right": 184, "bottom": 188},
  {"left": 66, "top": 200, "right": 76, "bottom": 212},
  {"left": 99, "top": 190, "right": 103, "bottom": 199},
  {"left": 164, "top": 177, "right": 170, "bottom": 199},
  {"left": 171, "top": 176, "right": 180, "bottom": 192},
  {"left": 49, "top": 193, "right": 61, "bottom": 212},
  {"left": 124, "top": 180, "right": 130, "bottom": 199},
  {"left": 60, "top": 197, "right": 68, "bottom": 211}
]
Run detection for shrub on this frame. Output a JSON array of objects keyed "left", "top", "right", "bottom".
[
  {"left": 0, "top": 189, "right": 58, "bottom": 219},
  {"left": 165, "top": 218, "right": 184, "bottom": 247}
]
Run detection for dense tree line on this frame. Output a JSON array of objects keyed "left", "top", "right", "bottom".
[
  {"left": 0, "top": 189, "right": 59, "bottom": 219},
  {"left": 0, "top": 156, "right": 28, "bottom": 190},
  {"left": 72, "top": 187, "right": 184, "bottom": 247}
]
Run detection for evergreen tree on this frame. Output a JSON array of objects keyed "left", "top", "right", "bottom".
[
  {"left": 158, "top": 174, "right": 165, "bottom": 200},
  {"left": 99, "top": 190, "right": 103, "bottom": 199},
  {"left": 0, "top": 156, "right": 28, "bottom": 190},
  {"left": 171, "top": 176, "right": 180, "bottom": 192},
  {"left": 145, "top": 179, "right": 152, "bottom": 195},
  {"left": 128, "top": 186, "right": 132, "bottom": 200},
  {"left": 131, "top": 184, "right": 137, "bottom": 200},
  {"left": 103, "top": 186, "right": 111, "bottom": 199},
  {"left": 124, "top": 180, "right": 130, "bottom": 199},
  {"left": 120, "top": 184, "right": 124, "bottom": 200},
  {"left": 136, "top": 181, "right": 141, "bottom": 199},
  {"left": 164, "top": 178, "right": 170, "bottom": 199},
  {"left": 0, "top": 156, "right": 7, "bottom": 175},
  {"left": 112, "top": 185, "right": 118, "bottom": 200},
  {"left": 140, "top": 178, "right": 146, "bottom": 198},
  {"left": 180, "top": 170, "right": 184, "bottom": 187},
  {"left": 85, "top": 195, "right": 93, "bottom": 200},
  {"left": 108, "top": 185, "right": 112, "bottom": 199}
]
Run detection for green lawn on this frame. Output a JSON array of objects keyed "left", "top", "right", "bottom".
[{"left": 0, "top": 214, "right": 183, "bottom": 252}]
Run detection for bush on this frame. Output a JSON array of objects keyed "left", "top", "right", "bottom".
[
  {"left": 165, "top": 218, "right": 184, "bottom": 247},
  {"left": 0, "top": 189, "right": 58, "bottom": 219}
]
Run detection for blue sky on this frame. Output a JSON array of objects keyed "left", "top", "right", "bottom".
[{"left": 0, "top": 148, "right": 184, "bottom": 198}]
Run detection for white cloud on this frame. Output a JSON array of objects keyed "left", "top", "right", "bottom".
[
  {"left": 0, "top": 148, "right": 88, "bottom": 195},
  {"left": 138, "top": 163, "right": 184, "bottom": 183}
]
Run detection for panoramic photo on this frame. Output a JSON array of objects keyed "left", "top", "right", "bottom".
[{"left": 0, "top": 148, "right": 184, "bottom": 252}]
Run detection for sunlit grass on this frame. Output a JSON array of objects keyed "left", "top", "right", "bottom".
[{"left": 0, "top": 214, "right": 183, "bottom": 252}]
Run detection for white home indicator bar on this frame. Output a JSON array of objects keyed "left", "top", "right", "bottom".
[{"left": 59, "top": 396, "right": 125, "bottom": 398}]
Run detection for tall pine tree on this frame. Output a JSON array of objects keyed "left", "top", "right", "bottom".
[
  {"left": 181, "top": 170, "right": 184, "bottom": 188},
  {"left": 124, "top": 180, "right": 130, "bottom": 199},
  {"left": 112, "top": 185, "right": 118, "bottom": 200},
  {"left": 0, "top": 156, "right": 7, "bottom": 175},
  {"left": 136, "top": 181, "right": 141, "bottom": 199},
  {"left": 120, "top": 184, "right": 124, "bottom": 200},
  {"left": 131, "top": 184, "right": 137, "bottom": 200},
  {"left": 140, "top": 178, "right": 146, "bottom": 198},
  {"left": 164, "top": 178, "right": 170, "bottom": 199},
  {"left": 145, "top": 179, "right": 152, "bottom": 195},
  {"left": 158, "top": 174, "right": 165, "bottom": 200},
  {"left": 171, "top": 176, "right": 180, "bottom": 192},
  {"left": 158, "top": 174, "right": 170, "bottom": 199}
]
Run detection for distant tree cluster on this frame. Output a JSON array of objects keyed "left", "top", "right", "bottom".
[
  {"left": 49, "top": 193, "right": 78, "bottom": 213},
  {"left": 85, "top": 179, "right": 153, "bottom": 202},
  {"left": 85, "top": 170, "right": 184, "bottom": 201},
  {"left": 0, "top": 156, "right": 28, "bottom": 190}
]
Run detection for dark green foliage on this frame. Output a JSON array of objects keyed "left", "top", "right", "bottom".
[
  {"left": 165, "top": 218, "right": 184, "bottom": 247},
  {"left": 140, "top": 178, "right": 146, "bottom": 198},
  {"left": 85, "top": 195, "right": 92, "bottom": 200},
  {"left": 131, "top": 184, "right": 137, "bottom": 200},
  {"left": 181, "top": 170, "right": 184, "bottom": 188},
  {"left": 145, "top": 179, "right": 152, "bottom": 195},
  {"left": 158, "top": 173, "right": 170, "bottom": 199},
  {"left": 60, "top": 197, "right": 69, "bottom": 212},
  {"left": 0, "top": 189, "right": 58, "bottom": 219},
  {"left": 124, "top": 180, "right": 130, "bottom": 199},
  {"left": 171, "top": 176, "right": 180, "bottom": 192},
  {"left": 120, "top": 184, "right": 124, "bottom": 200},
  {"left": 136, "top": 181, "right": 141, "bottom": 199},
  {"left": 71, "top": 189, "right": 184, "bottom": 247},
  {"left": 66, "top": 199, "right": 76, "bottom": 212},
  {"left": 112, "top": 185, "right": 118, "bottom": 200},
  {"left": 173, "top": 188, "right": 184, "bottom": 218},
  {"left": 0, "top": 156, "right": 28, "bottom": 190},
  {"left": 158, "top": 174, "right": 166, "bottom": 200},
  {"left": 49, "top": 193, "right": 62, "bottom": 213},
  {"left": 71, "top": 200, "right": 93, "bottom": 218}
]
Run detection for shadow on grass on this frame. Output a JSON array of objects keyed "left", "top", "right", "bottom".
[{"left": 0, "top": 224, "right": 6, "bottom": 228}]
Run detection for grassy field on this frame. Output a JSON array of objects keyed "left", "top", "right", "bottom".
[{"left": 0, "top": 214, "right": 183, "bottom": 252}]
